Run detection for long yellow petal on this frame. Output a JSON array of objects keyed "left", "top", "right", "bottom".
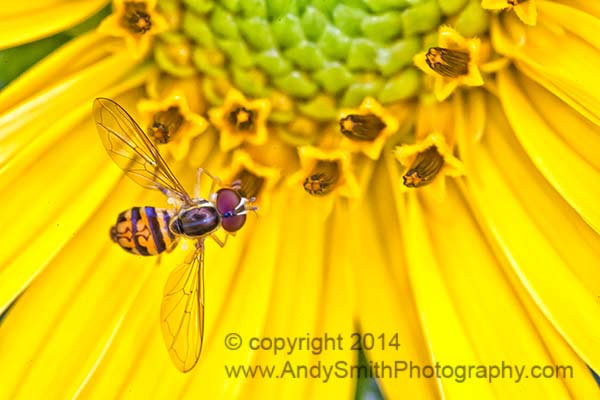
[
  {"left": 456, "top": 94, "right": 600, "bottom": 376},
  {"left": 404, "top": 191, "right": 495, "bottom": 399},
  {"left": 0, "top": 0, "right": 107, "bottom": 49},
  {"left": 517, "top": 74, "right": 600, "bottom": 171},
  {"left": 0, "top": 64, "right": 153, "bottom": 193},
  {"left": 0, "top": 174, "right": 146, "bottom": 399},
  {"left": 539, "top": 1, "right": 600, "bottom": 50},
  {"left": 0, "top": 153, "right": 119, "bottom": 314},
  {"left": 0, "top": 32, "right": 128, "bottom": 111},
  {"left": 491, "top": 14, "right": 600, "bottom": 124},
  {"left": 358, "top": 161, "right": 438, "bottom": 398},
  {"left": 0, "top": 51, "right": 139, "bottom": 168},
  {"left": 235, "top": 192, "right": 328, "bottom": 399},
  {"left": 497, "top": 68, "right": 600, "bottom": 233},
  {"left": 302, "top": 202, "right": 355, "bottom": 400}
]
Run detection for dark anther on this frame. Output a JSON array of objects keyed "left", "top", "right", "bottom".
[
  {"left": 425, "top": 47, "right": 470, "bottom": 78},
  {"left": 339, "top": 114, "right": 386, "bottom": 142}
]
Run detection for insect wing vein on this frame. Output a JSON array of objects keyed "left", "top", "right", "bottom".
[
  {"left": 93, "top": 97, "right": 191, "bottom": 204},
  {"left": 160, "top": 243, "right": 205, "bottom": 372}
]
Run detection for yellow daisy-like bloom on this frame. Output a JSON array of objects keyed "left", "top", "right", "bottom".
[
  {"left": 395, "top": 132, "right": 465, "bottom": 201},
  {"left": 221, "top": 150, "right": 280, "bottom": 209},
  {"left": 414, "top": 26, "right": 485, "bottom": 101},
  {"left": 338, "top": 97, "right": 402, "bottom": 160},
  {"left": 97, "top": 0, "right": 168, "bottom": 58},
  {"left": 208, "top": 89, "right": 272, "bottom": 152},
  {"left": 1, "top": 0, "right": 600, "bottom": 399},
  {"left": 295, "top": 146, "right": 361, "bottom": 202},
  {"left": 137, "top": 79, "right": 208, "bottom": 160}
]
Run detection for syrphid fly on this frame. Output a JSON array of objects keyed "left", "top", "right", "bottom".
[{"left": 93, "top": 97, "right": 257, "bottom": 372}]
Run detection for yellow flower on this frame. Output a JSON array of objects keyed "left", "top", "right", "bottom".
[
  {"left": 137, "top": 80, "right": 208, "bottom": 160},
  {"left": 482, "top": 0, "right": 537, "bottom": 26},
  {"left": 294, "top": 146, "right": 360, "bottom": 200},
  {"left": 414, "top": 26, "right": 485, "bottom": 101},
  {"left": 97, "top": 0, "right": 168, "bottom": 59},
  {"left": 219, "top": 150, "right": 280, "bottom": 210},
  {"left": 338, "top": 97, "right": 401, "bottom": 160},
  {"left": 395, "top": 132, "right": 465, "bottom": 201},
  {"left": 208, "top": 89, "right": 271, "bottom": 152},
  {"left": 1, "top": 1, "right": 600, "bottom": 399}
]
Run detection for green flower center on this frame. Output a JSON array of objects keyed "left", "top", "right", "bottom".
[
  {"left": 155, "top": 0, "right": 490, "bottom": 109},
  {"left": 148, "top": 0, "right": 492, "bottom": 195}
]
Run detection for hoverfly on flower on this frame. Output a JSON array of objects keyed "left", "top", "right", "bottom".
[{"left": 93, "top": 98, "right": 257, "bottom": 372}]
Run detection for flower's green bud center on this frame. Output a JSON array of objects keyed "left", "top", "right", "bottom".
[{"left": 156, "top": 0, "right": 490, "bottom": 108}]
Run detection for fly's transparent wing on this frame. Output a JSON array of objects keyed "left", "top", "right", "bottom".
[
  {"left": 93, "top": 97, "right": 191, "bottom": 204},
  {"left": 160, "top": 242, "right": 205, "bottom": 372}
]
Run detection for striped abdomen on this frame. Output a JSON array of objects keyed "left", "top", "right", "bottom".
[{"left": 110, "top": 207, "right": 178, "bottom": 256}]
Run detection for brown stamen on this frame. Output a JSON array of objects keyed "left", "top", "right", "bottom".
[
  {"left": 303, "top": 161, "right": 340, "bottom": 196},
  {"left": 507, "top": 0, "right": 526, "bottom": 5},
  {"left": 123, "top": 2, "right": 152, "bottom": 34},
  {"left": 402, "top": 146, "right": 444, "bottom": 188},
  {"left": 233, "top": 168, "right": 265, "bottom": 199},
  {"left": 228, "top": 106, "right": 255, "bottom": 131},
  {"left": 339, "top": 114, "right": 386, "bottom": 142},
  {"left": 147, "top": 106, "right": 184, "bottom": 144},
  {"left": 425, "top": 47, "right": 470, "bottom": 78}
]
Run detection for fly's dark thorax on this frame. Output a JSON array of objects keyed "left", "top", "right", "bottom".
[
  {"left": 110, "top": 207, "right": 177, "bottom": 256},
  {"left": 170, "top": 204, "right": 220, "bottom": 238}
]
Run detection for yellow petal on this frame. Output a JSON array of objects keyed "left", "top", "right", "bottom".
[
  {"left": 538, "top": 0, "right": 600, "bottom": 50},
  {"left": 0, "top": 50, "right": 140, "bottom": 171},
  {"left": 456, "top": 94, "right": 600, "bottom": 375},
  {"left": 0, "top": 32, "right": 128, "bottom": 111},
  {"left": 0, "top": 0, "right": 107, "bottom": 49},
  {"left": 0, "top": 175, "right": 147, "bottom": 398},
  {"left": 514, "top": 0, "right": 537, "bottom": 26},
  {"left": 236, "top": 192, "right": 331, "bottom": 399},
  {"left": 0, "top": 64, "right": 153, "bottom": 194},
  {"left": 481, "top": 0, "right": 511, "bottom": 11},
  {"left": 0, "top": 142, "right": 120, "bottom": 314},
  {"left": 491, "top": 14, "right": 600, "bottom": 124},
  {"left": 403, "top": 192, "right": 495, "bottom": 398},
  {"left": 498, "top": 68, "right": 600, "bottom": 233},
  {"left": 420, "top": 183, "right": 593, "bottom": 397},
  {"left": 356, "top": 165, "right": 438, "bottom": 398},
  {"left": 518, "top": 73, "right": 600, "bottom": 171}
]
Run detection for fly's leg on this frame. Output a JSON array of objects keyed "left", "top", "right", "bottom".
[
  {"left": 194, "top": 168, "right": 222, "bottom": 200},
  {"left": 210, "top": 232, "right": 229, "bottom": 248}
]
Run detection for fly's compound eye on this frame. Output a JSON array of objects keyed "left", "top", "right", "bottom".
[{"left": 216, "top": 188, "right": 247, "bottom": 233}]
